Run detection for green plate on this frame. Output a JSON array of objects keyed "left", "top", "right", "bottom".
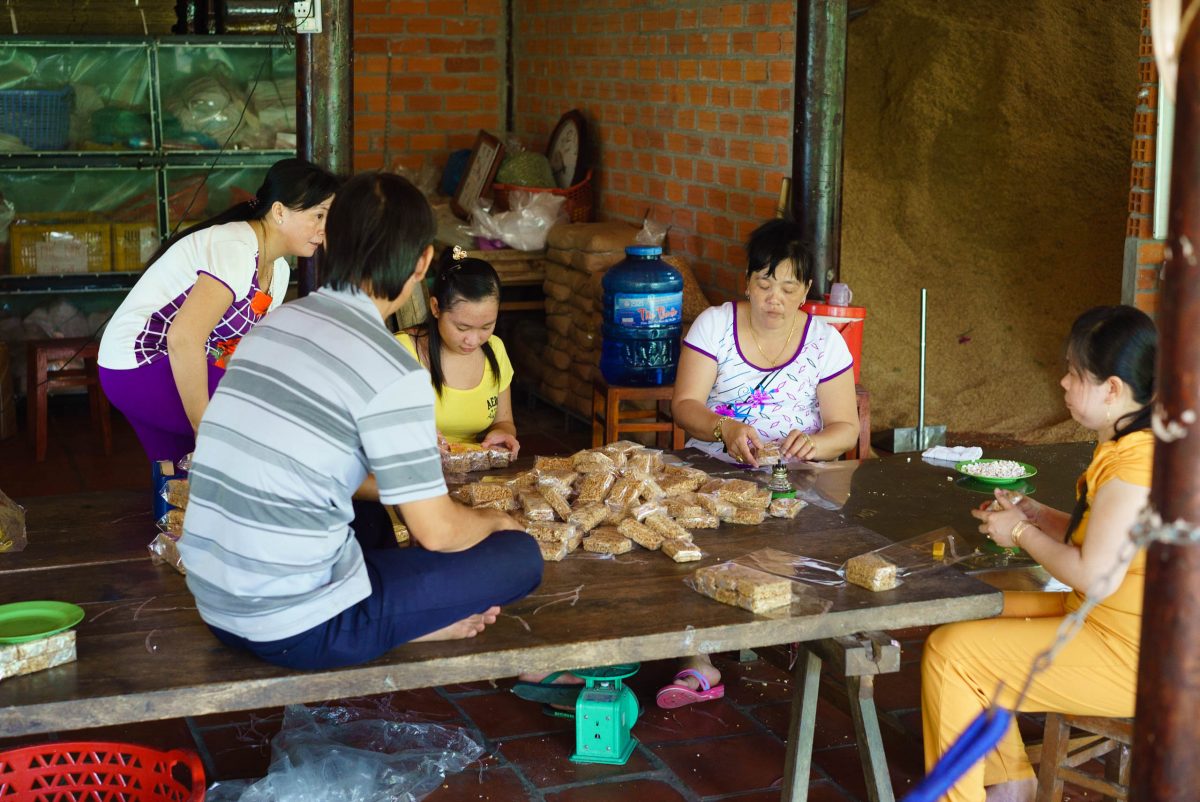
[
  {"left": 954, "top": 459, "right": 1037, "bottom": 484},
  {"left": 0, "top": 601, "right": 85, "bottom": 644}
]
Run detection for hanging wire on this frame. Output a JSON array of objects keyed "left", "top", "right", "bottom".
[{"left": 7, "top": 0, "right": 17, "bottom": 35}]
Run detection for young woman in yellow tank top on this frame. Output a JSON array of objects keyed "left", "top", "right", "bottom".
[{"left": 396, "top": 247, "right": 520, "bottom": 455}]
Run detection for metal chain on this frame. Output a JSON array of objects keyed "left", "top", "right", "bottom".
[{"left": 1003, "top": 502, "right": 1168, "bottom": 712}]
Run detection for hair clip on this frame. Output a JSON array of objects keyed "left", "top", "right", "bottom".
[
  {"left": 451, "top": 245, "right": 468, "bottom": 261},
  {"left": 247, "top": 197, "right": 260, "bottom": 209}
]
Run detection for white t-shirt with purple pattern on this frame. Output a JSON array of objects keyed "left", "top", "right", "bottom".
[
  {"left": 682, "top": 301, "right": 853, "bottom": 459},
  {"left": 98, "top": 221, "right": 289, "bottom": 370}
]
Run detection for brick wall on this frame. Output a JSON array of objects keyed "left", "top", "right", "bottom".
[
  {"left": 351, "top": 0, "right": 506, "bottom": 173},
  {"left": 511, "top": 1, "right": 796, "bottom": 301},
  {"left": 1125, "top": 0, "right": 1162, "bottom": 315}
]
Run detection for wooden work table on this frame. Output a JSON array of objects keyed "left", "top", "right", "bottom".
[{"left": 0, "top": 442, "right": 1092, "bottom": 796}]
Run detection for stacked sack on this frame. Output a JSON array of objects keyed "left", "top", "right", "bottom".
[{"left": 450, "top": 441, "right": 806, "bottom": 563}]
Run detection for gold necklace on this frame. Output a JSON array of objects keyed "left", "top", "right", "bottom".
[{"left": 747, "top": 312, "right": 798, "bottom": 366}]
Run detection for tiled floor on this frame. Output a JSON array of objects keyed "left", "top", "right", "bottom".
[{"left": 0, "top": 391, "right": 1110, "bottom": 801}]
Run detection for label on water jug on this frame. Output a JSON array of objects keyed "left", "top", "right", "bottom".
[{"left": 612, "top": 291, "right": 682, "bottom": 327}]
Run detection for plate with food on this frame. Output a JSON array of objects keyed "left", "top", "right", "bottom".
[
  {"left": 954, "top": 458, "right": 1037, "bottom": 484},
  {"left": 0, "top": 600, "right": 85, "bottom": 644}
]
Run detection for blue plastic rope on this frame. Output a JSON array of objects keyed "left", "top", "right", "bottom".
[{"left": 900, "top": 707, "right": 1014, "bottom": 802}]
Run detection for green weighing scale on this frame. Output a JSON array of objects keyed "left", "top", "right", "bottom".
[{"left": 569, "top": 663, "right": 641, "bottom": 765}]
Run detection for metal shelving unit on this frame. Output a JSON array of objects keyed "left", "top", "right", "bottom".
[{"left": 0, "top": 35, "right": 295, "bottom": 293}]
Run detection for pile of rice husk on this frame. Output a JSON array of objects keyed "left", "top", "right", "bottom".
[{"left": 841, "top": 0, "right": 1140, "bottom": 446}]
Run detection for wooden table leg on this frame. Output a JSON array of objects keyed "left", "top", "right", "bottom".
[
  {"left": 780, "top": 649, "right": 822, "bottom": 802},
  {"left": 847, "top": 674, "right": 896, "bottom": 802}
]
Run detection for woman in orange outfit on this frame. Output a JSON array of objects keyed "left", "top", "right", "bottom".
[{"left": 921, "top": 305, "right": 1156, "bottom": 802}]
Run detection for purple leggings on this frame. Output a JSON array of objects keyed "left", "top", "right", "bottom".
[{"left": 100, "top": 357, "right": 225, "bottom": 463}]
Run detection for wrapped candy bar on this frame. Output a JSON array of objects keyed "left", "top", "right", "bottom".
[
  {"left": 572, "top": 449, "right": 618, "bottom": 474},
  {"left": 736, "top": 488, "right": 773, "bottom": 511},
  {"left": 535, "top": 455, "right": 575, "bottom": 472},
  {"left": 583, "top": 530, "right": 633, "bottom": 554},
  {"left": 607, "top": 476, "right": 643, "bottom": 507},
  {"left": 527, "top": 520, "right": 578, "bottom": 543},
  {"left": 664, "top": 494, "right": 704, "bottom": 519},
  {"left": 675, "top": 512, "right": 719, "bottom": 529},
  {"left": 660, "top": 474, "right": 706, "bottom": 497},
  {"left": 697, "top": 492, "right": 737, "bottom": 519},
  {"left": 603, "top": 440, "right": 644, "bottom": 455},
  {"left": 539, "top": 540, "right": 570, "bottom": 561},
  {"left": 625, "top": 448, "right": 664, "bottom": 475},
  {"left": 755, "top": 440, "right": 783, "bottom": 466},
  {"left": 567, "top": 502, "right": 607, "bottom": 533},
  {"left": 157, "top": 508, "right": 186, "bottom": 537},
  {"left": 536, "top": 470, "right": 578, "bottom": 495},
  {"left": 460, "top": 482, "right": 516, "bottom": 506},
  {"left": 0, "top": 487, "right": 25, "bottom": 554},
  {"left": 520, "top": 491, "right": 557, "bottom": 522},
  {"left": 638, "top": 476, "right": 666, "bottom": 500},
  {"left": 717, "top": 479, "right": 759, "bottom": 500},
  {"left": 539, "top": 486, "right": 574, "bottom": 521},
  {"left": 727, "top": 507, "right": 767, "bottom": 526},
  {"left": 645, "top": 513, "right": 692, "bottom": 541},
  {"left": 697, "top": 478, "right": 727, "bottom": 495},
  {"left": 148, "top": 532, "right": 186, "bottom": 575},
  {"left": 768, "top": 497, "right": 808, "bottom": 519},
  {"left": 474, "top": 497, "right": 520, "bottom": 511},
  {"left": 692, "top": 563, "right": 792, "bottom": 613},
  {"left": 662, "top": 538, "right": 702, "bottom": 563},
  {"left": 386, "top": 506, "right": 410, "bottom": 545},
  {"left": 576, "top": 471, "right": 617, "bottom": 503},
  {"left": 631, "top": 500, "right": 667, "bottom": 522},
  {"left": 618, "top": 518, "right": 664, "bottom": 550},
  {"left": 844, "top": 552, "right": 899, "bottom": 592},
  {"left": 488, "top": 447, "right": 515, "bottom": 468},
  {"left": 162, "top": 479, "right": 190, "bottom": 509}
]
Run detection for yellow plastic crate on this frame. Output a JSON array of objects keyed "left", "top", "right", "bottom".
[
  {"left": 112, "top": 222, "right": 161, "bottom": 272},
  {"left": 10, "top": 221, "right": 111, "bottom": 274}
]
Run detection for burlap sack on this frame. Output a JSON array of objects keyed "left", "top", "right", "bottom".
[
  {"left": 545, "top": 346, "right": 572, "bottom": 371},
  {"left": 661, "top": 254, "right": 713, "bottom": 323},
  {"left": 546, "top": 221, "right": 640, "bottom": 253},
  {"left": 570, "top": 360, "right": 594, "bottom": 382},
  {"left": 543, "top": 368, "right": 568, "bottom": 390},
  {"left": 544, "top": 278, "right": 573, "bottom": 303},
  {"left": 573, "top": 250, "right": 626, "bottom": 274},
  {"left": 543, "top": 261, "right": 574, "bottom": 285},
  {"left": 546, "top": 313, "right": 572, "bottom": 337},
  {"left": 546, "top": 247, "right": 574, "bottom": 267}
]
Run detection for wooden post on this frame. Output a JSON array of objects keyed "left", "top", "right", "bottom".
[
  {"left": 296, "top": 0, "right": 352, "bottom": 297},
  {"left": 1131, "top": 2, "right": 1200, "bottom": 799},
  {"left": 792, "top": 0, "right": 848, "bottom": 301}
]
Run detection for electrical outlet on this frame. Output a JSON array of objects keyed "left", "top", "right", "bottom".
[{"left": 294, "top": 0, "right": 322, "bottom": 34}]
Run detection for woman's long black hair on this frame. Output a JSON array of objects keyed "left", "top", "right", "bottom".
[
  {"left": 1062, "top": 305, "right": 1157, "bottom": 541},
  {"left": 414, "top": 249, "right": 502, "bottom": 396},
  {"left": 144, "top": 157, "right": 339, "bottom": 270}
]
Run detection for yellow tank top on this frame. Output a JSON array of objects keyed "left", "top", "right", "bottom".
[{"left": 395, "top": 332, "right": 514, "bottom": 444}]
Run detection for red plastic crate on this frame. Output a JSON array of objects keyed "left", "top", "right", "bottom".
[{"left": 0, "top": 741, "right": 204, "bottom": 801}]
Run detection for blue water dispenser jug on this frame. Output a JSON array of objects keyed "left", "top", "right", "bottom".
[{"left": 599, "top": 245, "right": 683, "bottom": 386}]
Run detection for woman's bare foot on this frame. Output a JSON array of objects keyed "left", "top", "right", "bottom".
[
  {"left": 412, "top": 606, "right": 500, "bottom": 642},
  {"left": 672, "top": 653, "right": 723, "bottom": 690},
  {"left": 985, "top": 778, "right": 1037, "bottom": 802}
]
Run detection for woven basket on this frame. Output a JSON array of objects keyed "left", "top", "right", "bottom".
[
  {"left": 492, "top": 169, "right": 594, "bottom": 223},
  {"left": 0, "top": 741, "right": 204, "bottom": 801}
]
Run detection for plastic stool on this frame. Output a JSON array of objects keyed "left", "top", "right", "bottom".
[
  {"left": 592, "top": 377, "right": 685, "bottom": 449},
  {"left": 26, "top": 337, "right": 111, "bottom": 462}
]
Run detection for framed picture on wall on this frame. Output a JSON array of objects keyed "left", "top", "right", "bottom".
[{"left": 451, "top": 130, "right": 505, "bottom": 220}]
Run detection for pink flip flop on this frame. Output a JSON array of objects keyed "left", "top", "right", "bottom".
[{"left": 655, "top": 669, "right": 725, "bottom": 709}]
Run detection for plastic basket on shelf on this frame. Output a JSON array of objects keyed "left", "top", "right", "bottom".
[
  {"left": 113, "top": 222, "right": 162, "bottom": 272},
  {"left": 10, "top": 221, "right": 112, "bottom": 275},
  {"left": 0, "top": 741, "right": 205, "bottom": 802},
  {"left": 492, "top": 168, "right": 594, "bottom": 223},
  {"left": 0, "top": 86, "right": 73, "bottom": 151}
]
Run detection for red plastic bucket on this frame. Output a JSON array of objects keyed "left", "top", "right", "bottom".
[{"left": 802, "top": 300, "right": 866, "bottom": 383}]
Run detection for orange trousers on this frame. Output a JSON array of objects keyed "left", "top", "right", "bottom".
[{"left": 920, "top": 591, "right": 1138, "bottom": 802}]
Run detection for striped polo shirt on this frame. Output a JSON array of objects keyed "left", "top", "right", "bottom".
[{"left": 178, "top": 286, "right": 446, "bottom": 641}]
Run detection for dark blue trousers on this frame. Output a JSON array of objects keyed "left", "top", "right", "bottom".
[{"left": 209, "top": 501, "right": 542, "bottom": 670}]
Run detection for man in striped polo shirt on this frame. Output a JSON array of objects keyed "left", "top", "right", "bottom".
[{"left": 177, "top": 172, "right": 543, "bottom": 670}]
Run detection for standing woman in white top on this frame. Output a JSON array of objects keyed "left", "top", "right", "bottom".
[{"left": 98, "top": 158, "right": 338, "bottom": 464}]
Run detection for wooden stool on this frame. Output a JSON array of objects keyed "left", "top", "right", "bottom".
[
  {"left": 26, "top": 337, "right": 112, "bottom": 462},
  {"left": 592, "top": 377, "right": 685, "bottom": 449},
  {"left": 1035, "top": 714, "right": 1132, "bottom": 802},
  {"left": 847, "top": 384, "right": 871, "bottom": 460}
]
